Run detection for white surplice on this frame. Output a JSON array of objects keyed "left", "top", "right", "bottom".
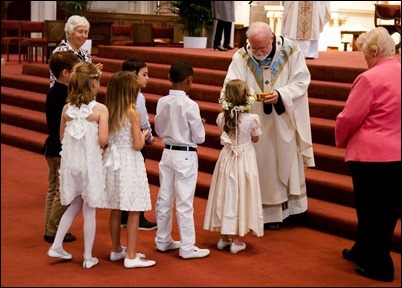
[
  {"left": 224, "top": 36, "right": 315, "bottom": 223},
  {"left": 281, "top": 1, "right": 331, "bottom": 58}
]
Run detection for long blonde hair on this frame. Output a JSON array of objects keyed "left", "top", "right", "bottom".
[
  {"left": 67, "top": 62, "right": 100, "bottom": 106},
  {"left": 105, "top": 71, "right": 140, "bottom": 133},
  {"left": 222, "top": 79, "right": 250, "bottom": 137}
]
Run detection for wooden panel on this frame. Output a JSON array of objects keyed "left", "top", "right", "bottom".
[
  {"left": 88, "top": 20, "right": 114, "bottom": 46},
  {"left": 84, "top": 11, "right": 183, "bottom": 44}
]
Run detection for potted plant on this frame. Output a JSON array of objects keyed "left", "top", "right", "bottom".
[
  {"left": 57, "top": 1, "right": 92, "bottom": 17},
  {"left": 169, "top": 1, "right": 212, "bottom": 48}
]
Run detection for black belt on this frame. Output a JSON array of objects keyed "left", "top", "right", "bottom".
[{"left": 165, "top": 144, "right": 197, "bottom": 152}]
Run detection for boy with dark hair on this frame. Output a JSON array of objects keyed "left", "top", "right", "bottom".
[{"left": 154, "top": 60, "right": 210, "bottom": 259}]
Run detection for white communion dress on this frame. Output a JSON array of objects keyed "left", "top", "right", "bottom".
[
  {"left": 59, "top": 100, "right": 105, "bottom": 207},
  {"left": 203, "top": 112, "right": 264, "bottom": 237},
  {"left": 100, "top": 118, "right": 151, "bottom": 212}
]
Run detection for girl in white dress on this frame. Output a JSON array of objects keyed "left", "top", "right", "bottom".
[
  {"left": 203, "top": 79, "right": 264, "bottom": 253},
  {"left": 101, "top": 71, "right": 155, "bottom": 268},
  {"left": 47, "top": 62, "right": 109, "bottom": 269}
]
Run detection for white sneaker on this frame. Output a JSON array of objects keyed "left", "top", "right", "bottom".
[
  {"left": 110, "top": 246, "right": 126, "bottom": 261},
  {"left": 124, "top": 253, "right": 156, "bottom": 268},
  {"left": 83, "top": 257, "right": 99, "bottom": 269},
  {"left": 156, "top": 240, "right": 180, "bottom": 252},
  {"left": 230, "top": 242, "right": 246, "bottom": 253},
  {"left": 47, "top": 247, "right": 72, "bottom": 260},
  {"left": 217, "top": 239, "right": 232, "bottom": 249},
  {"left": 180, "top": 247, "right": 210, "bottom": 259}
]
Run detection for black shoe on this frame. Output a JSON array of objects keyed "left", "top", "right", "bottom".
[
  {"left": 355, "top": 265, "right": 394, "bottom": 282},
  {"left": 43, "top": 232, "right": 76, "bottom": 243},
  {"left": 264, "top": 223, "right": 280, "bottom": 230},
  {"left": 139, "top": 218, "right": 157, "bottom": 231},
  {"left": 223, "top": 44, "right": 234, "bottom": 50},
  {"left": 213, "top": 45, "right": 227, "bottom": 51},
  {"left": 342, "top": 248, "right": 356, "bottom": 263}
]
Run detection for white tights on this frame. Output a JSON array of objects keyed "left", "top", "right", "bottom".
[{"left": 51, "top": 196, "right": 96, "bottom": 260}]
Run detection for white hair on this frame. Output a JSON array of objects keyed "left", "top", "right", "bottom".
[
  {"left": 64, "top": 15, "right": 90, "bottom": 38},
  {"left": 246, "top": 22, "right": 272, "bottom": 40}
]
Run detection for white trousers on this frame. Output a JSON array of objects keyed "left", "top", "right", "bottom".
[{"left": 155, "top": 149, "right": 198, "bottom": 255}]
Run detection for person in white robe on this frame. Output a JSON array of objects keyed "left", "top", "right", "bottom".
[
  {"left": 223, "top": 21, "right": 315, "bottom": 229},
  {"left": 281, "top": 1, "right": 331, "bottom": 59}
]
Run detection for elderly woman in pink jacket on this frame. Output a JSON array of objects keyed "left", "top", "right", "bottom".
[{"left": 335, "top": 27, "right": 401, "bottom": 283}]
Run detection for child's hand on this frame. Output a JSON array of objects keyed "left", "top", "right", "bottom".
[
  {"left": 146, "top": 137, "right": 156, "bottom": 146},
  {"left": 95, "top": 63, "right": 103, "bottom": 71},
  {"left": 141, "top": 129, "right": 150, "bottom": 140}
]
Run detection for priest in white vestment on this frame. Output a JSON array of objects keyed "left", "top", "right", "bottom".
[
  {"left": 223, "top": 22, "right": 315, "bottom": 228},
  {"left": 281, "top": 1, "right": 331, "bottom": 59}
]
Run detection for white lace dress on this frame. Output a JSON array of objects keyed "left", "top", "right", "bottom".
[
  {"left": 59, "top": 100, "right": 105, "bottom": 207},
  {"left": 100, "top": 118, "right": 151, "bottom": 212},
  {"left": 203, "top": 112, "right": 264, "bottom": 237}
]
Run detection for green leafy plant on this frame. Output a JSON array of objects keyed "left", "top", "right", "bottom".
[
  {"left": 57, "top": 1, "right": 92, "bottom": 17},
  {"left": 169, "top": 1, "right": 212, "bottom": 37}
]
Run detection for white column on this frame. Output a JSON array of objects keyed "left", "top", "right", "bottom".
[
  {"left": 31, "top": 1, "right": 56, "bottom": 21},
  {"left": 264, "top": 5, "right": 284, "bottom": 35},
  {"left": 44, "top": 1, "right": 57, "bottom": 20}
]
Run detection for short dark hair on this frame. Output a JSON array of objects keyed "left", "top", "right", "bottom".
[
  {"left": 169, "top": 60, "right": 193, "bottom": 83},
  {"left": 121, "top": 58, "right": 147, "bottom": 74},
  {"left": 49, "top": 51, "right": 80, "bottom": 79}
]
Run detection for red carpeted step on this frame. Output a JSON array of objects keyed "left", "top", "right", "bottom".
[
  {"left": 306, "top": 197, "right": 401, "bottom": 253},
  {"left": 305, "top": 168, "right": 354, "bottom": 208},
  {"left": 92, "top": 56, "right": 228, "bottom": 87},
  {"left": 96, "top": 46, "right": 233, "bottom": 71},
  {"left": 310, "top": 117, "right": 336, "bottom": 146},
  {"left": 309, "top": 80, "right": 352, "bottom": 102},
  {"left": 308, "top": 98, "right": 345, "bottom": 120},
  {"left": 22, "top": 62, "right": 49, "bottom": 78},
  {"left": 1, "top": 86, "right": 46, "bottom": 112},
  {"left": 307, "top": 63, "right": 365, "bottom": 84},
  {"left": 312, "top": 143, "right": 350, "bottom": 176},
  {"left": 1, "top": 122, "right": 46, "bottom": 153},
  {"left": 1, "top": 73, "right": 50, "bottom": 94},
  {"left": 1, "top": 103, "right": 47, "bottom": 134}
]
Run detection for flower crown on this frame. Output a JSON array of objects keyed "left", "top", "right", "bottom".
[{"left": 219, "top": 87, "right": 256, "bottom": 113}]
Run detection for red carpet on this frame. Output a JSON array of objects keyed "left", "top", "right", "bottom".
[
  {"left": 1, "top": 49, "right": 401, "bottom": 286},
  {"left": 1, "top": 143, "right": 401, "bottom": 287}
]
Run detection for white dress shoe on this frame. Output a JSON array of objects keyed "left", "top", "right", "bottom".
[
  {"left": 180, "top": 247, "right": 210, "bottom": 259},
  {"left": 47, "top": 247, "right": 72, "bottom": 260},
  {"left": 124, "top": 253, "right": 156, "bottom": 268},
  {"left": 217, "top": 239, "right": 232, "bottom": 249},
  {"left": 83, "top": 257, "right": 99, "bottom": 269},
  {"left": 110, "top": 246, "right": 126, "bottom": 261},
  {"left": 230, "top": 242, "right": 246, "bottom": 253},
  {"left": 156, "top": 240, "right": 180, "bottom": 252}
]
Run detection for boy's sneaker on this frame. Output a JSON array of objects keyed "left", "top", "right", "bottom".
[
  {"left": 180, "top": 247, "right": 210, "bottom": 259},
  {"left": 139, "top": 218, "right": 157, "bottom": 230}
]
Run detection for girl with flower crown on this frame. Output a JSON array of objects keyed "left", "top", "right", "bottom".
[{"left": 203, "top": 79, "right": 264, "bottom": 254}]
